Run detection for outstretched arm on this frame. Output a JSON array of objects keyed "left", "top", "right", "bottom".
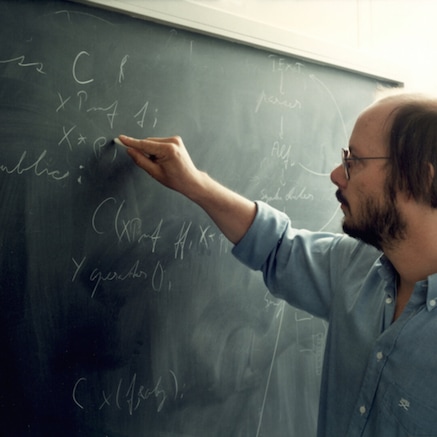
[{"left": 118, "top": 135, "right": 256, "bottom": 245}]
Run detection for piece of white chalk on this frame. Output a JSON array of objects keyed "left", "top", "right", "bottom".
[{"left": 113, "top": 137, "right": 126, "bottom": 147}]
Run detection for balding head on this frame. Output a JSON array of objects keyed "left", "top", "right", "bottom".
[{"left": 368, "top": 93, "right": 437, "bottom": 207}]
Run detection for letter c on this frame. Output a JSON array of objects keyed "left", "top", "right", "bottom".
[
  {"left": 73, "top": 51, "right": 94, "bottom": 85},
  {"left": 72, "top": 377, "right": 87, "bottom": 409}
]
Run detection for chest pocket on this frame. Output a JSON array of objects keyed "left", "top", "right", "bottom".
[{"left": 382, "top": 381, "right": 437, "bottom": 437}]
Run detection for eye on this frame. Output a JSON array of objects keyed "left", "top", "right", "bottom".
[{"left": 346, "top": 158, "right": 356, "bottom": 169}]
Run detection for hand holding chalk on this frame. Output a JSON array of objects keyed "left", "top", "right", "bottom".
[{"left": 118, "top": 135, "right": 203, "bottom": 195}]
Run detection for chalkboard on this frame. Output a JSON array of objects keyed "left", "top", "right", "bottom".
[{"left": 0, "top": 1, "right": 399, "bottom": 436}]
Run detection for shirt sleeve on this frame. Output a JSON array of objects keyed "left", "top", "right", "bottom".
[{"left": 232, "top": 201, "right": 366, "bottom": 319}]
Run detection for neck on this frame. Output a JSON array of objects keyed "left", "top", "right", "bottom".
[
  {"left": 384, "top": 234, "right": 437, "bottom": 286},
  {"left": 381, "top": 206, "right": 437, "bottom": 321},
  {"left": 392, "top": 277, "right": 414, "bottom": 322},
  {"left": 382, "top": 200, "right": 437, "bottom": 284}
]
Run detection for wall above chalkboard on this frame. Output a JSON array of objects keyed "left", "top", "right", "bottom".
[{"left": 71, "top": 0, "right": 404, "bottom": 85}]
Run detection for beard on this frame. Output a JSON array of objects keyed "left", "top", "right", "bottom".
[{"left": 337, "top": 189, "right": 407, "bottom": 251}]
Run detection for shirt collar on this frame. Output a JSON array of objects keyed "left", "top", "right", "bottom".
[
  {"left": 376, "top": 255, "right": 396, "bottom": 282},
  {"left": 377, "top": 255, "right": 437, "bottom": 312}
]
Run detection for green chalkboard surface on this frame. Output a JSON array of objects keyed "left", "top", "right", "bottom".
[{"left": 0, "top": 1, "right": 399, "bottom": 436}]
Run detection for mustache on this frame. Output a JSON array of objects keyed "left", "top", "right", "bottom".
[{"left": 336, "top": 190, "right": 349, "bottom": 206}]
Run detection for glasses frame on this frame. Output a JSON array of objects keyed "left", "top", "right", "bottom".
[{"left": 341, "top": 148, "right": 390, "bottom": 180}]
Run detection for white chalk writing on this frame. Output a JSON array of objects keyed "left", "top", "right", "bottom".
[
  {"left": 0, "top": 150, "right": 69, "bottom": 181},
  {"left": 72, "top": 372, "right": 178, "bottom": 414},
  {"left": 0, "top": 55, "right": 45, "bottom": 74}
]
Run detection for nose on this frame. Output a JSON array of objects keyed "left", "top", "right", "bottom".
[{"left": 330, "top": 163, "right": 347, "bottom": 188}]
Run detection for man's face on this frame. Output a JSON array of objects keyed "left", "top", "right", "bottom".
[{"left": 330, "top": 101, "right": 407, "bottom": 250}]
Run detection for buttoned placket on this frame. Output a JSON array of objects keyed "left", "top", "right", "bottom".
[
  {"left": 347, "top": 277, "right": 431, "bottom": 436},
  {"left": 347, "top": 329, "right": 391, "bottom": 435},
  {"left": 341, "top": 261, "right": 393, "bottom": 434}
]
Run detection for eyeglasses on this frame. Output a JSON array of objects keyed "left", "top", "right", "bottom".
[{"left": 341, "top": 148, "right": 390, "bottom": 180}]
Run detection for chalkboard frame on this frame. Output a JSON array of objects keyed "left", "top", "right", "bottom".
[{"left": 70, "top": 0, "right": 404, "bottom": 86}]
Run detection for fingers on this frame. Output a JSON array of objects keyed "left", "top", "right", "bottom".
[
  {"left": 118, "top": 134, "right": 182, "bottom": 147},
  {"left": 118, "top": 135, "right": 184, "bottom": 160},
  {"left": 118, "top": 135, "right": 150, "bottom": 154},
  {"left": 126, "top": 146, "right": 151, "bottom": 169},
  {"left": 118, "top": 134, "right": 185, "bottom": 176}
]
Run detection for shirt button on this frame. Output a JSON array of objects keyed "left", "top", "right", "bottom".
[
  {"left": 376, "top": 351, "right": 383, "bottom": 360},
  {"left": 359, "top": 405, "right": 366, "bottom": 415},
  {"left": 430, "top": 299, "right": 436, "bottom": 307},
  {"left": 385, "top": 297, "right": 393, "bottom": 304}
]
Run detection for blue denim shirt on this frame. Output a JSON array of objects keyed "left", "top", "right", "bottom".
[{"left": 232, "top": 201, "right": 437, "bottom": 437}]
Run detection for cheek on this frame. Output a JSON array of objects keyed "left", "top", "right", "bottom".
[
  {"left": 353, "top": 170, "right": 387, "bottom": 200},
  {"left": 346, "top": 184, "right": 381, "bottom": 217}
]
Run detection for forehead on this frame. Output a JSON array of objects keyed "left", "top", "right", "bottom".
[{"left": 349, "top": 100, "right": 396, "bottom": 155}]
